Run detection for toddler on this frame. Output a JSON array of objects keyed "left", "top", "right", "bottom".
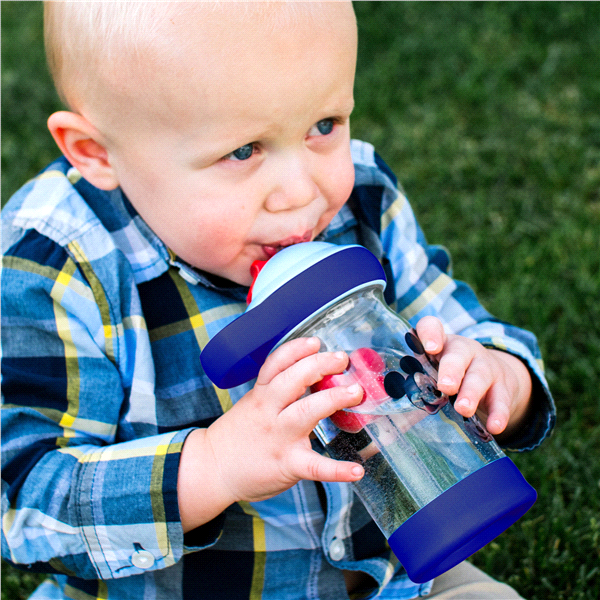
[{"left": 1, "top": 2, "right": 555, "bottom": 599}]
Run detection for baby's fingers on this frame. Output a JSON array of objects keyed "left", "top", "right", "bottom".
[
  {"left": 291, "top": 449, "right": 364, "bottom": 483},
  {"left": 256, "top": 337, "right": 322, "bottom": 385},
  {"left": 442, "top": 346, "right": 509, "bottom": 433},
  {"left": 451, "top": 360, "right": 493, "bottom": 417},
  {"left": 479, "top": 385, "right": 512, "bottom": 435},
  {"left": 415, "top": 315, "right": 447, "bottom": 354},
  {"left": 287, "top": 383, "right": 364, "bottom": 432},
  {"left": 260, "top": 345, "right": 352, "bottom": 410},
  {"left": 436, "top": 346, "right": 474, "bottom": 397}
]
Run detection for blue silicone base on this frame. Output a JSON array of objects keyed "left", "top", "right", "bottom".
[{"left": 388, "top": 456, "right": 537, "bottom": 583}]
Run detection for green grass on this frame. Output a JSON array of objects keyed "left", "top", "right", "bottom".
[{"left": 2, "top": 2, "right": 600, "bottom": 599}]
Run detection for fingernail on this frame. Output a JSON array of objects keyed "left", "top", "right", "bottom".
[
  {"left": 351, "top": 465, "right": 364, "bottom": 477},
  {"left": 347, "top": 384, "right": 361, "bottom": 395},
  {"left": 424, "top": 341, "right": 437, "bottom": 352},
  {"left": 440, "top": 376, "right": 453, "bottom": 386},
  {"left": 455, "top": 398, "right": 471, "bottom": 410},
  {"left": 334, "top": 351, "right": 346, "bottom": 360}
]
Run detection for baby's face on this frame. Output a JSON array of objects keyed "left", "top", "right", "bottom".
[{"left": 97, "top": 3, "right": 357, "bottom": 285}]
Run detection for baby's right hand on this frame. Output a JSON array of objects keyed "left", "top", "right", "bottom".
[{"left": 177, "top": 337, "right": 364, "bottom": 531}]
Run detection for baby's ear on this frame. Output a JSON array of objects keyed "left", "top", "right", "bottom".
[{"left": 47, "top": 111, "right": 119, "bottom": 190}]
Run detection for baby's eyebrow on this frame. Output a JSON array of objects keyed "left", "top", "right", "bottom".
[
  {"left": 342, "top": 99, "right": 356, "bottom": 114},
  {"left": 187, "top": 151, "right": 222, "bottom": 169},
  {"left": 185, "top": 138, "right": 247, "bottom": 168},
  {"left": 325, "top": 98, "right": 355, "bottom": 118}
]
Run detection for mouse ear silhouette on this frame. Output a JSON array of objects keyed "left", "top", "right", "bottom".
[
  {"left": 383, "top": 371, "right": 406, "bottom": 399},
  {"left": 405, "top": 331, "right": 425, "bottom": 355},
  {"left": 400, "top": 355, "right": 425, "bottom": 375},
  {"left": 406, "top": 330, "right": 441, "bottom": 371}
]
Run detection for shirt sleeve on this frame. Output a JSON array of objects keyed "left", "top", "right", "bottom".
[
  {"left": 371, "top": 158, "right": 556, "bottom": 452},
  {"left": 1, "top": 230, "right": 219, "bottom": 579}
]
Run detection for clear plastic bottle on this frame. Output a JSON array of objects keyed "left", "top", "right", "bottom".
[
  {"left": 292, "top": 285, "right": 504, "bottom": 534},
  {"left": 201, "top": 242, "right": 537, "bottom": 583}
]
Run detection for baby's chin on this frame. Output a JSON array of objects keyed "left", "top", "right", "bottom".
[{"left": 212, "top": 269, "right": 252, "bottom": 288}]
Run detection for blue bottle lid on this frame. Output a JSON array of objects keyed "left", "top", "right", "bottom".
[{"left": 200, "top": 242, "right": 386, "bottom": 389}]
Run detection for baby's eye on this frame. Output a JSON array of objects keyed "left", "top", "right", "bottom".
[
  {"left": 309, "top": 118, "right": 335, "bottom": 137},
  {"left": 226, "top": 143, "right": 255, "bottom": 161}
]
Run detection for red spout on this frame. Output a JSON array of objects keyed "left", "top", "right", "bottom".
[{"left": 246, "top": 259, "right": 269, "bottom": 304}]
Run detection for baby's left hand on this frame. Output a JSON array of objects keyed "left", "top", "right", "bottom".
[{"left": 416, "top": 316, "right": 532, "bottom": 438}]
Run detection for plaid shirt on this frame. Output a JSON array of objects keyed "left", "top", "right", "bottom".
[{"left": 1, "top": 140, "right": 555, "bottom": 600}]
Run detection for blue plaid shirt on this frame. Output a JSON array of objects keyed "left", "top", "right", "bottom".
[{"left": 2, "top": 140, "right": 555, "bottom": 600}]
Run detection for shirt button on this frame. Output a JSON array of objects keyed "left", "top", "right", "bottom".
[
  {"left": 131, "top": 549, "right": 155, "bottom": 569},
  {"left": 329, "top": 538, "right": 345, "bottom": 561}
]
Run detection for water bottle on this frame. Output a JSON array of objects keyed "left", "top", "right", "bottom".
[{"left": 201, "top": 242, "right": 537, "bottom": 583}]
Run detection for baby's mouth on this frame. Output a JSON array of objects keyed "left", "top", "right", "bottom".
[{"left": 261, "top": 231, "right": 312, "bottom": 258}]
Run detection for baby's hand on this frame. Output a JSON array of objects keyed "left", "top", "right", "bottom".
[
  {"left": 178, "top": 337, "right": 364, "bottom": 531},
  {"left": 415, "top": 316, "right": 532, "bottom": 437}
]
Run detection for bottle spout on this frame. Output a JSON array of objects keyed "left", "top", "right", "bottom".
[{"left": 247, "top": 259, "right": 269, "bottom": 304}]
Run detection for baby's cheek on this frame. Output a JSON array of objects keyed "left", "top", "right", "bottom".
[
  {"left": 336, "top": 162, "right": 356, "bottom": 206},
  {"left": 323, "top": 148, "right": 355, "bottom": 209}
]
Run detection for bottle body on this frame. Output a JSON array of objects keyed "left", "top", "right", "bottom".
[
  {"left": 287, "top": 285, "right": 506, "bottom": 538},
  {"left": 201, "top": 243, "right": 537, "bottom": 583}
]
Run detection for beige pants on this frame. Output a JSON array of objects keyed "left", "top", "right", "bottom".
[{"left": 427, "top": 561, "right": 526, "bottom": 599}]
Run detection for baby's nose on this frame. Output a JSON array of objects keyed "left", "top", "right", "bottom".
[{"left": 264, "top": 154, "right": 320, "bottom": 212}]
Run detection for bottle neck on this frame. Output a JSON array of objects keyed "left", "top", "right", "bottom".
[{"left": 277, "top": 283, "right": 386, "bottom": 347}]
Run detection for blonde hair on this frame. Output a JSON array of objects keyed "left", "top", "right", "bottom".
[
  {"left": 45, "top": 1, "right": 179, "bottom": 110},
  {"left": 44, "top": 1, "right": 352, "bottom": 114}
]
